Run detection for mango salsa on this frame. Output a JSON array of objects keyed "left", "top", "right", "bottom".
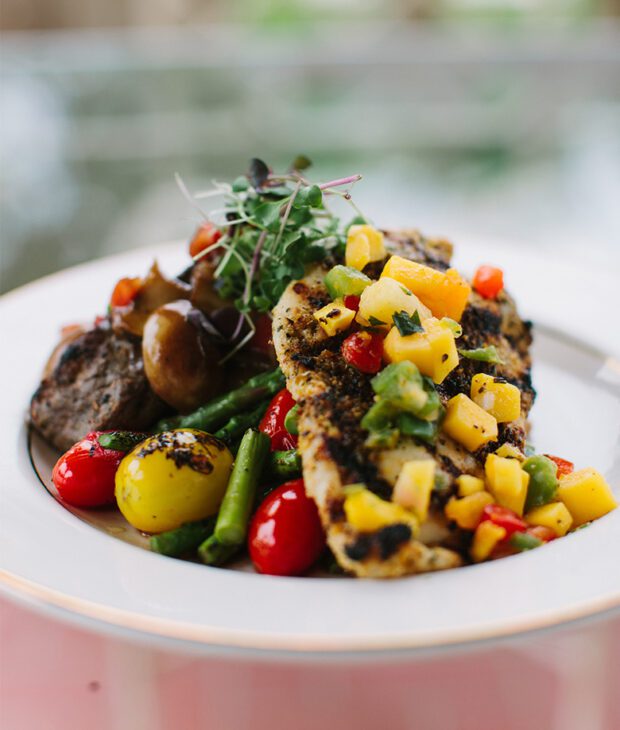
[
  {"left": 442, "top": 394, "right": 498, "bottom": 451},
  {"left": 557, "top": 468, "right": 617, "bottom": 526},
  {"left": 357, "top": 277, "right": 431, "bottom": 329},
  {"left": 484, "top": 454, "right": 529, "bottom": 515},
  {"left": 471, "top": 521, "right": 506, "bottom": 562},
  {"left": 381, "top": 255, "right": 471, "bottom": 321},
  {"left": 383, "top": 317, "right": 459, "bottom": 384},
  {"left": 445, "top": 491, "right": 495, "bottom": 530},
  {"left": 313, "top": 299, "right": 356, "bottom": 337},
  {"left": 470, "top": 373, "right": 521, "bottom": 423},
  {"left": 343, "top": 487, "right": 417, "bottom": 532},
  {"left": 525, "top": 502, "right": 573, "bottom": 537},
  {"left": 345, "top": 225, "right": 386, "bottom": 271},
  {"left": 392, "top": 460, "right": 435, "bottom": 521}
]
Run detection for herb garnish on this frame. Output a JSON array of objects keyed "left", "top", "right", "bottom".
[
  {"left": 368, "top": 316, "right": 387, "bottom": 327},
  {"left": 392, "top": 310, "right": 424, "bottom": 336},
  {"left": 458, "top": 346, "right": 504, "bottom": 364},
  {"left": 176, "top": 157, "right": 366, "bottom": 361}
]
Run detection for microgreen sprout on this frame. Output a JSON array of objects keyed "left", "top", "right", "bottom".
[{"left": 177, "top": 156, "right": 369, "bottom": 360}]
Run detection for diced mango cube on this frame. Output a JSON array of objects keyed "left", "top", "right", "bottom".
[
  {"left": 484, "top": 454, "right": 529, "bottom": 515},
  {"left": 557, "top": 468, "right": 617, "bottom": 526},
  {"left": 445, "top": 491, "right": 495, "bottom": 530},
  {"left": 313, "top": 299, "right": 356, "bottom": 337},
  {"left": 471, "top": 521, "right": 506, "bottom": 562},
  {"left": 392, "top": 460, "right": 435, "bottom": 522},
  {"left": 525, "top": 502, "right": 573, "bottom": 537},
  {"left": 471, "top": 373, "right": 521, "bottom": 423},
  {"left": 383, "top": 317, "right": 459, "bottom": 384},
  {"left": 343, "top": 488, "right": 417, "bottom": 533},
  {"left": 345, "top": 225, "right": 386, "bottom": 270},
  {"left": 442, "top": 394, "right": 498, "bottom": 451},
  {"left": 456, "top": 474, "right": 486, "bottom": 497},
  {"left": 381, "top": 255, "right": 471, "bottom": 322},
  {"left": 357, "top": 277, "right": 431, "bottom": 329},
  {"left": 495, "top": 443, "right": 524, "bottom": 461}
]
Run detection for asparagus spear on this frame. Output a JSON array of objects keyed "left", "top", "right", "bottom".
[
  {"left": 214, "top": 400, "right": 270, "bottom": 445},
  {"left": 214, "top": 429, "right": 270, "bottom": 546},
  {"left": 154, "top": 368, "right": 284, "bottom": 433},
  {"left": 150, "top": 517, "right": 216, "bottom": 557},
  {"left": 98, "top": 431, "right": 146, "bottom": 452},
  {"left": 198, "top": 535, "right": 241, "bottom": 566},
  {"left": 267, "top": 449, "right": 302, "bottom": 479}
]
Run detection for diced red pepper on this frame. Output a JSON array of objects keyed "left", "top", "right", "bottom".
[
  {"left": 259, "top": 388, "right": 298, "bottom": 451},
  {"left": 343, "top": 295, "right": 361, "bottom": 312},
  {"left": 544, "top": 454, "right": 574, "bottom": 477},
  {"left": 525, "top": 525, "right": 557, "bottom": 542},
  {"left": 479, "top": 504, "right": 527, "bottom": 536},
  {"left": 341, "top": 331, "right": 384, "bottom": 374},
  {"left": 472, "top": 265, "right": 504, "bottom": 300},
  {"left": 189, "top": 222, "right": 222, "bottom": 259},
  {"left": 110, "top": 277, "right": 142, "bottom": 308}
]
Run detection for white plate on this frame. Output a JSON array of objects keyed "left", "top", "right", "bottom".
[{"left": 1, "top": 238, "right": 619, "bottom": 657}]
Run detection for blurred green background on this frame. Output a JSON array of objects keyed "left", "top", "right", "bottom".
[{"left": 1, "top": 1, "right": 619, "bottom": 293}]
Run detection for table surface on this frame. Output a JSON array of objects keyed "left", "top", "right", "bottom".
[{"left": 1, "top": 595, "right": 619, "bottom": 730}]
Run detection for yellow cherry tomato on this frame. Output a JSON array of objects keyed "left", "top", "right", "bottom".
[{"left": 115, "top": 429, "right": 233, "bottom": 533}]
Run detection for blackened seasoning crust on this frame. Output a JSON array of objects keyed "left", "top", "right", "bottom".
[
  {"left": 273, "top": 228, "right": 536, "bottom": 578},
  {"left": 30, "top": 322, "right": 167, "bottom": 451}
]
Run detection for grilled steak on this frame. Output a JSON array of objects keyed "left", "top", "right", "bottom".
[
  {"left": 30, "top": 322, "right": 167, "bottom": 452},
  {"left": 273, "top": 229, "right": 535, "bottom": 578}
]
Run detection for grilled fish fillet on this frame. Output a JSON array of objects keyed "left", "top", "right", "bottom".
[{"left": 273, "top": 229, "right": 534, "bottom": 578}]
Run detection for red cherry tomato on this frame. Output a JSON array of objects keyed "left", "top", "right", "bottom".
[
  {"left": 189, "top": 222, "right": 222, "bottom": 259},
  {"left": 472, "top": 265, "right": 504, "bottom": 300},
  {"left": 52, "top": 432, "right": 125, "bottom": 508},
  {"left": 544, "top": 454, "right": 574, "bottom": 477},
  {"left": 259, "top": 389, "right": 298, "bottom": 451},
  {"left": 479, "top": 504, "right": 527, "bottom": 536},
  {"left": 110, "top": 277, "right": 142, "bottom": 308},
  {"left": 248, "top": 479, "right": 325, "bottom": 576},
  {"left": 341, "top": 331, "right": 384, "bottom": 374},
  {"left": 343, "top": 294, "right": 361, "bottom": 311}
]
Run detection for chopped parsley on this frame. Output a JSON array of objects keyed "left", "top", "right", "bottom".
[{"left": 392, "top": 310, "right": 424, "bottom": 336}]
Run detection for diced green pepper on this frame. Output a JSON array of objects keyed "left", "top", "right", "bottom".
[
  {"left": 522, "top": 455, "right": 559, "bottom": 511},
  {"left": 458, "top": 346, "right": 504, "bottom": 364},
  {"left": 416, "top": 376, "right": 442, "bottom": 420},
  {"left": 324, "top": 265, "right": 372, "bottom": 299},
  {"left": 510, "top": 532, "right": 543, "bottom": 551},
  {"left": 370, "top": 362, "right": 427, "bottom": 414},
  {"left": 361, "top": 400, "right": 399, "bottom": 447},
  {"left": 397, "top": 413, "right": 439, "bottom": 443},
  {"left": 284, "top": 404, "right": 299, "bottom": 435}
]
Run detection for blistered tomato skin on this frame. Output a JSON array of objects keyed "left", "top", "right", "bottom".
[
  {"left": 248, "top": 479, "right": 325, "bottom": 576},
  {"left": 115, "top": 429, "right": 233, "bottom": 533},
  {"left": 52, "top": 432, "right": 125, "bottom": 508}
]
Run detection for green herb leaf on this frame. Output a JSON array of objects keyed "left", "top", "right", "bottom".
[
  {"left": 392, "top": 310, "right": 424, "bottom": 336},
  {"left": 232, "top": 176, "right": 249, "bottom": 193},
  {"left": 458, "top": 346, "right": 504, "bottom": 364},
  {"left": 293, "top": 185, "right": 322, "bottom": 209},
  {"left": 253, "top": 201, "right": 283, "bottom": 231}
]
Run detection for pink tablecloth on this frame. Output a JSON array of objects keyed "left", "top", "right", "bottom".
[{"left": 1, "top": 596, "right": 618, "bottom": 730}]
